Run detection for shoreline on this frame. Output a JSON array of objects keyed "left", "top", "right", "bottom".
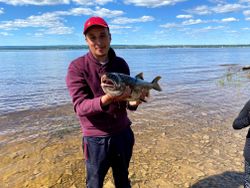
[
  {"left": 0, "top": 103, "right": 247, "bottom": 187},
  {"left": 1, "top": 45, "right": 250, "bottom": 51}
]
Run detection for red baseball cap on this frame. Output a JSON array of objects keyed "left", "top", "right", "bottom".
[{"left": 83, "top": 16, "right": 109, "bottom": 35}]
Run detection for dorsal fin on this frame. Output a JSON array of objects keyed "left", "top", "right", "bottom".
[{"left": 135, "top": 72, "right": 144, "bottom": 80}]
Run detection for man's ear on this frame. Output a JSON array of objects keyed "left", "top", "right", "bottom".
[{"left": 109, "top": 33, "right": 112, "bottom": 41}]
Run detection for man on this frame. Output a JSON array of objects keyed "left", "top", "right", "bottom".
[{"left": 66, "top": 16, "right": 144, "bottom": 188}]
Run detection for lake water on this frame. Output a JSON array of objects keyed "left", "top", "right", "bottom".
[{"left": 0, "top": 47, "right": 250, "bottom": 120}]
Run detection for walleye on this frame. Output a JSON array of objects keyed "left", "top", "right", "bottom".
[{"left": 101, "top": 72, "right": 162, "bottom": 102}]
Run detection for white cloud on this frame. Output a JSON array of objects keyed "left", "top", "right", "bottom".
[
  {"left": 160, "top": 17, "right": 237, "bottom": 30},
  {"left": 160, "top": 23, "right": 180, "bottom": 28},
  {"left": 197, "top": 25, "right": 224, "bottom": 32},
  {"left": 70, "top": 7, "right": 124, "bottom": 18},
  {"left": 123, "top": 0, "right": 187, "bottom": 8},
  {"left": 176, "top": 14, "right": 192, "bottom": 19},
  {"left": 181, "top": 25, "right": 226, "bottom": 37},
  {"left": 0, "top": 7, "right": 4, "bottom": 15},
  {"left": 225, "top": 30, "right": 238, "bottom": 33},
  {"left": 243, "top": 10, "right": 250, "bottom": 21},
  {"left": 45, "top": 26, "right": 73, "bottom": 34},
  {"left": 90, "top": 7, "right": 124, "bottom": 18},
  {"left": 72, "top": 0, "right": 113, "bottom": 5},
  {"left": 242, "top": 27, "right": 250, "bottom": 30},
  {"left": 160, "top": 19, "right": 204, "bottom": 29},
  {"left": 187, "top": 5, "right": 212, "bottom": 15},
  {"left": 0, "top": 0, "right": 113, "bottom": 6},
  {"left": 0, "top": 7, "right": 124, "bottom": 36},
  {"left": 187, "top": 3, "right": 246, "bottom": 15},
  {"left": 0, "top": 31, "right": 10, "bottom": 36},
  {"left": 240, "top": 0, "right": 250, "bottom": 3},
  {"left": 160, "top": 19, "right": 205, "bottom": 29},
  {"left": 208, "top": 0, "right": 227, "bottom": 4},
  {"left": 111, "top": 16, "right": 154, "bottom": 24},
  {"left": 182, "top": 19, "right": 203, "bottom": 25},
  {"left": 243, "top": 10, "right": 250, "bottom": 16},
  {"left": 0, "top": 12, "right": 72, "bottom": 35},
  {"left": 212, "top": 4, "right": 244, "bottom": 13},
  {"left": 221, "top": 17, "right": 239, "bottom": 22},
  {"left": 0, "top": 0, "right": 70, "bottom": 6},
  {"left": 109, "top": 25, "right": 132, "bottom": 29},
  {"left": 70, "top": 7, "right": 93, "bottom": 15}
]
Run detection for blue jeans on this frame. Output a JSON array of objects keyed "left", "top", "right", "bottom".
[
  {"left": 83, "top": 127, "right": 134, "bottom": 188},
  {"left": 245, "top": 160, "right": 250, "bottom": 188}
]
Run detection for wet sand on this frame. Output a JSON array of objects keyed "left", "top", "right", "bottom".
[{"left": 0, "top": 103, "right": 247, "bottom": 188}]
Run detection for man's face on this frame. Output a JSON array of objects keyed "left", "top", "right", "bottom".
[{"left": 85, "top": 26, "right": 111, "bottom": 61}]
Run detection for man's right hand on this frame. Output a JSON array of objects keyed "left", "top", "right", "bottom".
[
  {"left": 101, "top": 86, "right": 132, "bottom": 107},
  {"left": 112, "top": 86, "right": 132, "bottom": 102}
]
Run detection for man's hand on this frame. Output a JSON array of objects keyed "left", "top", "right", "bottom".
[
  {"left": 113, "top": 86, "right": 132, "bottom": 101},
  {"left": 129, "top": 89, "right": 149, "bottom": 107},
  {"left": 101, "top": 87, "right": 149, "bottom": 107},
  {"left": 101, "top": 86, "right": 132, "bottom": 107}
]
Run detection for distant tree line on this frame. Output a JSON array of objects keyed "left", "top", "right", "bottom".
[{"left": 0, "top": 44, "right": 250, "bottom": 50}]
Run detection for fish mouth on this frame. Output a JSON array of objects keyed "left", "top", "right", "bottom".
[{"left": 101, "top": 74, "right": 117, "bottom": 89}]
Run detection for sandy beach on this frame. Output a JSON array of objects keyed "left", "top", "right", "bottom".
[{"left": 0, "top": 101, "right": 247, "bottom": 188}]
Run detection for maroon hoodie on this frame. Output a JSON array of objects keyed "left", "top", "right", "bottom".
[{"left": 66, "top": 48, "right": 134, "bottom": 136}]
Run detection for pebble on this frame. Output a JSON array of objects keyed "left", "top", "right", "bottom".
[{"left": 103, "top": 180, "right": 115, "bottom": 188}]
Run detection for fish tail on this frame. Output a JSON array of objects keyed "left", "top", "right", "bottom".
[{"left": 151, "top": 76, "right": 162, "bottom": 91}]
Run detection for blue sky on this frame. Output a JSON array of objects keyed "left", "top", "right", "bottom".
[{"left": 0, "top": 0, "right": 250, "bottom": 46}]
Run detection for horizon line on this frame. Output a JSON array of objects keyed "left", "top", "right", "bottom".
[{"left": 0, "top": 44, "right": 250, "bottom": 50}]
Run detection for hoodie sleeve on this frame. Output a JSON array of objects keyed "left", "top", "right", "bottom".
[
  {"left": 66, "top": 61, "right": 103, "bottom": 117},
  {"left": 233, "top": 100, "right": 250, "bottom": 129}
]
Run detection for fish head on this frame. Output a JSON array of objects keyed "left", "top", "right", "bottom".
[{"left": 101, "top": 73, "right": 126, "bottom": 96}]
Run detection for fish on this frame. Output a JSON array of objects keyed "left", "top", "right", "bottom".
[{"left": 101, "top": 72, "right": 162, "bottom": 102}]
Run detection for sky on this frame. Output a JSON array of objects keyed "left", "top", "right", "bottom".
[{"left": 0, "top": 0, "right": 250, "bottom": 46}]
